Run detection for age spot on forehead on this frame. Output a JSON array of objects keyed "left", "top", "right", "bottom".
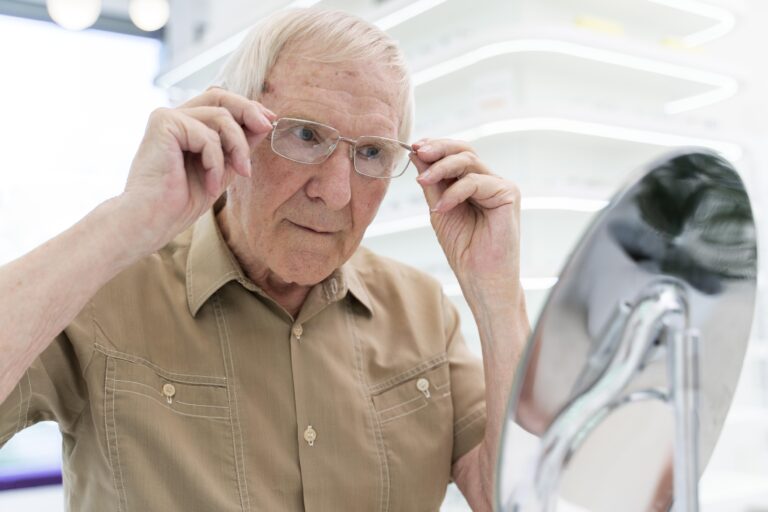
[{"left": 334, "top": 69, "right": 359, "bottom": 78}]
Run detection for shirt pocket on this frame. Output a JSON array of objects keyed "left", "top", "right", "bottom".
[
  {"left": 102, "top": 352, "right": 241, "bottom": 512},
  {"left": 369, "top": 354, "right": 454, "bottom": 511},
  {"left": 371, "top": 358, "right": 452, "bottom": 425}
]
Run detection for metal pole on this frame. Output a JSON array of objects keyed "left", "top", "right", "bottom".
[{"left": 669, "top": 326, "right": 701, "bottom": 512}]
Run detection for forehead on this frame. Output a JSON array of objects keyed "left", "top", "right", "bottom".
[{"left": 261, "top": 54, "right": 401, "bottom": 138}]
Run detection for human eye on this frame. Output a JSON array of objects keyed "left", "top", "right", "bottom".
[
  {"left": 356, "top": 144, "right": 384, "bottom": 160},
  {"left": 290, "top": 124, "right": 320, "bottom": 143}
]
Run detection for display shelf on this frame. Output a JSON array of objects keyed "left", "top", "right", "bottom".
[
  {"left": 362, "top": 207, "right": 593, "bottom": 285},
  {"left": 158, "top": 0, "right": 742, "bottom": 106},
  {"left": 385, "top": 0, "right": 740, "bottom": 60},
  {"left": 412, "top": 38, "right": 739, "bottom": 124},
  {"left": 371, "top": 116, "right": 740, "bottom": 235}
]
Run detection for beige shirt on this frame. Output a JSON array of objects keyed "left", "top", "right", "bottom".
[{"left": 0, "top": 206, "right": 486, "bottom": 511}]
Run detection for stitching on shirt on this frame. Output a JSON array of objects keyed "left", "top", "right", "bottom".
[
  {"left": 371, "top": 365, "right": 452, "bottom": 415},
  {"left": 23, "top": 371, "right": 31, "bottom": 427},
  {"left": 94, "top": 344, "right": 227, "bottom": 385},
  {"left": 187, "top": 250, "right": 194, "bottom": 309},
  {"left": 14, "top": 375, "right": 23, "bottom": 434},
  {"left": 348, "top": 311, "right": 390, "bottom": 512},
  {"left": 454, "top": 407, "right": 485, "bottom": 437},
  {"left": 379, "top": 401, "right": 429, "bottom": 425},
  {"left": 377, "top": 389, "right": 452, "bottom": 422},
  {"left": 114, "top": 389, "right": 230, "bottom": 420},
  {"left": 367, "top": 353, "right": 448, "bottom": 394},
  {"left": 378, "top": 386, "right": 451, "bottom": 421},
  {"left": 213, "top": 297, "right": 251, "bottom": 512},
  {"left": 112, "top": 360, "right": 129, "bottom": 510},
  {"left": 112, "top": 379, "right": 229, "bottom": 410},
  {"left": 376, "top": 394, "right": 424, "bottom": 414},
  {"left": 173, "top": 399, "right": 229, "bottom": 410},
  {"left": 104, "top": 357, "right": 127, "bottom": 511}
]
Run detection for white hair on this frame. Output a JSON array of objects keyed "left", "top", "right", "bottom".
[{"left": 215, "top": 8, "right": 414, "bottom": 142}]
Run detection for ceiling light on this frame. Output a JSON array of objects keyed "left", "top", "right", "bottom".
[
  {"left": 129, "top": 0, "right": 170, "bottom": 32},
  {"left": 47, "top": 0, "right": 101, "bottom": 31}
]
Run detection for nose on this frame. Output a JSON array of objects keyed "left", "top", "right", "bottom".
[{"left": 304, "top": 140, "right": 354, "bottom": 211}]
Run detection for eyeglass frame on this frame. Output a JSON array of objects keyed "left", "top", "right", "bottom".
[{"left": 269, "top": 117, "right": 414, "bottom": 179}]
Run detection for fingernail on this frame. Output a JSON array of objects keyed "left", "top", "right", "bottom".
[
  {"left": 264, "top": 108, "right": 277, "bottom": 119},
  {"left": 417, "top": 170, "right": 431, "bottom": 182},
  {"left": 418, "top": 144, "right": 432, "bottom": 154},
  {"left": 432, "top": 199, "right": 444, "bottom": 212}
]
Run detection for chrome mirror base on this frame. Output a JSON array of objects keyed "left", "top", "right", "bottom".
[{"left": 509, "top": 282, "right": 701, "bottom": 512}]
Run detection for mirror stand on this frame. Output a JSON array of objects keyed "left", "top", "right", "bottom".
[{"left": 508, "top": 281, "right": 702, "bottom": 512}]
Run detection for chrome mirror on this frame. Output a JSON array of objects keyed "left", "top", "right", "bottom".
[{"left": 496, "top": 150, "right": 758, "bottom": 512}]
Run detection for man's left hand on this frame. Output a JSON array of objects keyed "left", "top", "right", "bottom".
[{"left": 411, "top": 139, "right": 522, "bottom": 295}]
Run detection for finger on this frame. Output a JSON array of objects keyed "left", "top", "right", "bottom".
[
  {"left": 182, "top": 87, "right": 274, "bottom": 136},
  {"left": 416, "top": 151, "right": 492, "bottom": 185},
  {"left": 433, "top": 174, "right": 518, "bottom": 213},
  {"left": 166, "top": 112, "right": 226, "bottom": 198},
  {"left": 181, "top": 106, "right": 252, "bottom": 177},
  {"left": 411, "top": 152, "right": 445, "bottom": 211},
  {"left": 412, "top": 138, "right": 476, "bottom": 164}
]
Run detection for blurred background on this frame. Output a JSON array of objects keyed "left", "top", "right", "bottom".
[{"left": 0, "top": 0, "right": 767, "bottom": 510}]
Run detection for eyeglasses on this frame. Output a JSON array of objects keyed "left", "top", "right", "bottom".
[{"left": 270, "top": 117, "right": 413, "bottom": 179}]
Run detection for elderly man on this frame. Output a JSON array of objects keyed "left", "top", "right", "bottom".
[{"left": 0, "top": 8, "right": 528, "bottom": 512}]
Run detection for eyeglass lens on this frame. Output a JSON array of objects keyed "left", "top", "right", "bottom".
[{"left": 271, "top": 118, "right": 410, "bottom": 178}]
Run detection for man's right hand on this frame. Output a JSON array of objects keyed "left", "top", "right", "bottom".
[{"left": 119, "top": 87, "right": 275, "bottom": 256}]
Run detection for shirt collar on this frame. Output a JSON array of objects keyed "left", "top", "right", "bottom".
[
  {"left": 185, "top": 206, "right": 374, "bottom": 317},
  {"left": 186, "top": 204, "right": 246, "bottom": 317}
]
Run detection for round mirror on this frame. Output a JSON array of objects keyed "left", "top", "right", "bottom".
[{"left": 496, "top": 149, "right": 758, "bottom": 512}]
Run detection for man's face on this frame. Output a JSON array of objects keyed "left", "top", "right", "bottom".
[{"left": 224, "top": 53, "right": 401, "bottom": 286}]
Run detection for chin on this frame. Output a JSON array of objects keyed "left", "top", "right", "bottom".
[{"left": 273, "top": 251, "right": 340, "bottom": 286}]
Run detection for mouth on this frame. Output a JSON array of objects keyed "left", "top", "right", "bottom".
[{"left": 288, "top": 221, "right": 337, "bottom": 235}]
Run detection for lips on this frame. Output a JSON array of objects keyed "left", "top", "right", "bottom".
[{"left": 288, "top": 221, "right": 337, "bottom": 235}]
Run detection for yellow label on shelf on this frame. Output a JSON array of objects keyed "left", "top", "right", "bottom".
[{"left": 574, "top": 15, "right": 624, "bottom": 36}]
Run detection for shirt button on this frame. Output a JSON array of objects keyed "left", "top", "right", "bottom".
[
  {"left": 304, "top": 425, "right": 317, "bottom": 447},
  {"left": 329, "top": 278, "right": 338, "bottom": 296},
  {"left": 416, "top": 378, "right": 431, "bottom": 399},
  {"left": 292, "top": 324, "right": 303, "bottom": 339},
  {"left": 162, "top": 383, "right": 176, "bottom": 404}
]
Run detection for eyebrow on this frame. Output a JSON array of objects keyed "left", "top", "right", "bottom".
[
  {"left": 280, "top": 112, "right": 400, "bottom": 141},
  {"left": 282, "top": 112, "right": 324, "bottom": 124}
]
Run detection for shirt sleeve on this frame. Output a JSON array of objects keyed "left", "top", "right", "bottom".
[
  {"left": 443, "top": 293, "right": 486, "bottom": 465},
  {"left": 0, "top": 317, "right": 93, "bottom": 449}
]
